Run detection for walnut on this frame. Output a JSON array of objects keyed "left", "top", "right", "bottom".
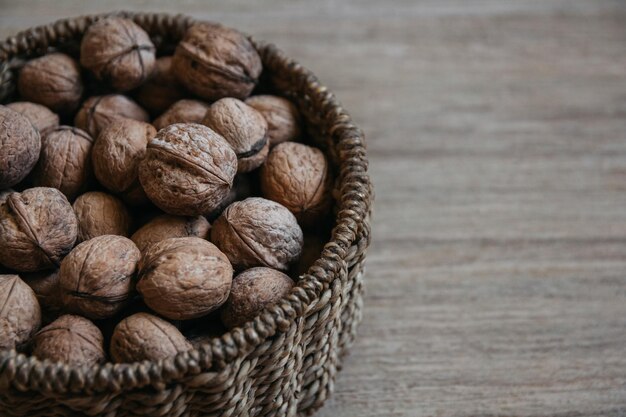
[
  {"left": 74, "top": 94, "right": 149, "bottom": 138},
  {"left": 245, "top": 95, "right": 302, "bottom": 147},
  {"left": 0, "top": 274, "right": 41, "bottom": 350},
  {"left": 58, "top": 235, "right": 140, "bottom": 319},
  {"left": 17, "top": 53, "right": 83, "bottom": 113},
  {"left": 138, "top": 123, "right": 237, "bottom": 216},
  {"left": 92, "top": 118, "right": 156, "bottom": 204},
  {"left": 211, "top": 197, "right": 303, "bottom": 271},
  {"left": 172, "top": 23, "right": 262, "bottom": 101},
  {"left": 137, "top": 237, "right": 232, "bottom": 320},
  {"left": 0, "top": 188, "right": 78, "bottom": 272},
  {"left": 153, "top": 99, "right": 209, "bottom": 131},
  {"left": 73, "top": 192, "right": 132, "bottom": 242},
  {"left": 135, "top": 56, "right": 185, "bottom": 114},
  {"left": 202, "top": 98, "right": 269, "bottom": 173},
  {"left": 32, "top": 126, "right": 94, "bottom": 201},
  {"left": 131, "top": 214, "right": 210, "bottom": 253},
  {"left": 0, "top": 105, "right": 41, "bottom": 189},
  {"left": 6, "top": 102, "right": 59, "bottom": 135},
  {"left": 32, "top": 314, "right": 105, "bottom": 366},
  {"left": 22, "top": 269, "right": 62, "bottom": 318},
  {"left": 80, "top": 17, "right": 156, "bottom": 91},
  {"left": 260, "top": 142, "right": 332, "bottom": 226},
  {"left": 221, "top": 267, "right": 293, "bottom": 329}
]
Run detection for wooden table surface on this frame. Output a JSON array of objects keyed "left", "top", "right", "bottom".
[{"left": 2, "top": 1, "right": 626, "bottom": 416}]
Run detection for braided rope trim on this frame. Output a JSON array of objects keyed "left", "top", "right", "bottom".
[{"left": 0, "top": 11, "right": 372, "bottom": 395}]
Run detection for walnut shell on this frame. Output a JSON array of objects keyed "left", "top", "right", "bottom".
[
  {"left": 135, "top": 56, "right": 186, "bottom": 114},
  {"left": 22, "top": 269, "right": 62, "bottom": 318},
  {"left": 0, "top": 105, "right": 41, "bottom": 189},
  {"left": 0, "top": 188, "right": 78, "bottom": 272},
  {"left": 110, "top": 312, "right": 192, "bottom": 362},
  {"left": 172, "top": 23, "right": 262, "bottom": 101},
  {"left": 92, "top": 118, "right": 156, "bottom": 201},
  {"left": 32, "top": 126, "right": 94, "bottom": 201},
  {"left": 138, "top": 123, "right": 237, "bottom": 216},
  {"left": 6, "top": 102, "right": 59, "bottom": 135},
  {"left": 73, "top": 192, "right": 132, "bottom": 242},
  {"left": 80, "top": 17, "right": 156, "bottom": 91},
  {"left": 137, "top": 237, "right": 233, "bottom": 320},
  {"left": 32, "top": 314, "right": 105, "bottom": 366},
  {"left": 211, "top": 197, "right": 303, "bottom": 271},
  {"left": 59, "top": 235, "right": 140, "bottom": 319},
  {"left": 74, "top": 94, "right": 149, "bottom": 138},
  {"left": 17, "top": 53, "right": 83, "bottom": 113},
  {"left": 245, "top": 95, "right": 302, "bottom": 147},
  {"left": 153, "top": 99, "right": 210, "bottom": 131},
  {"left": 202, "top": 98, "right": 269, "bottom": 173},
  {"left": 221, "top": 267, "right": 293, "bottom": 329},
  {"left": 0, "top": 274, "right": 41, "bottom": 350},
  {"left": 131, "top": 214, "right": 210, "bottom": 253}
]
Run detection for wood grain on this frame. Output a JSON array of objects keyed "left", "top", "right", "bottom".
[{"left": 2, "top": 1, "right": 626, "bottom": 416}]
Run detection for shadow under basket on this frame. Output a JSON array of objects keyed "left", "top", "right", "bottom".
[{"left": 0, "top": 11, "right": 372, "bottom": 417}]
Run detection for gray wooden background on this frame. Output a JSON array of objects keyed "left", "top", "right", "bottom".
[{"left": 1, "top": 1, "right": 626, "bottom": 416}]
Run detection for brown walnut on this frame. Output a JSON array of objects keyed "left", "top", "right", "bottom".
[
  {"left": 138, "top": 123, "right": 237, "bottom": 216},
  {"left": 18, "top": 53, "right": 83, "bottom": 113},
  {"left": 22, "top": 269, "right": 62, "bottom": 319},
  {"left": 172, "top": 23, "right": 262, "bottom": 101},
  {"left": 110, "top": 312, "right": 192, "bottom": 363},
  {"left": 211, "top": 197, "right": 303, "bottom": 271},
  {"left": 0, "top": 105, "right": 41, "bottom": 189},
  {"left": 131, "top": 214, "right": 210, "bottom": 253},
  {"left": 202, "top": 98, "right": 269, "bottom": 173},
  {"left": 135, "top": 56, "right": 186, "bottom": 114},
  {"left": 73, "top": 192, "right": 132, "bottom": 242},
  {"left": 80, "top": 17, "right": 156, "bottom": 91},
  {"left": 0, "top": 274, "right": 41, "bottom": 350},
  {"left": 32, "top": 314, "right": 105, "bottom": 366},
  {"left": 0, "top": 188, "right": 78, "bottom": 272},
  {"left": 221, "top": 267, "right": 294, "bottom": 329},
  {"left": 245, "top": 95, "right": 302, "bottom": 147},
  {"left": 137, "top": 237, "right": 233, "bottom": 320},
  {"left": 74, "top": 94, "right": 149, "bottom": 138},
  {"left": 6, "top": 102, "right": 59, "bottom": 135},
  {"left": 59, "top": 235, "right": 140, "bottom": 319},
  {"left": 153, "top": 99, "right": 210, "bottom": 131},
  {"left": 32, "top": 126, "right": 94, "bottom": 201}
]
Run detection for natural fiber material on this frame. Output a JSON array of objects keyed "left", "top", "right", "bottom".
[{"left": 0, "top": 12, "right": 372, "bottom": 417}]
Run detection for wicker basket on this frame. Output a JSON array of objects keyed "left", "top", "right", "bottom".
[{"left": 0, "top": 11, "right": 372, "bottom": 417}]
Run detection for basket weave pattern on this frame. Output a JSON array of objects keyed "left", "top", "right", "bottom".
[{"left": 0, "top": 12, "right": 372, "bottom": 417}]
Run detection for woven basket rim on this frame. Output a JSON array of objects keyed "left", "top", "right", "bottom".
[{"left": 0, "top": 11, "right": 372, "bottom": 395}]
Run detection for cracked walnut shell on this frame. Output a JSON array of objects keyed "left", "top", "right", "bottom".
[
  {"left": 0, "top": 105, "right": 41, "bottom": 189},
  {"left": 74, "top": 94, "right": 149, "bottom": 138},
  {"left": 73, "top": 192, "right": 132, "bottom": 242},
  {"left": 0, "top": 274, "right": 41, "bottom": 350}
]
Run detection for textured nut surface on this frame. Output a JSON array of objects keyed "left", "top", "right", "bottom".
[
  {"left": 74, "top": 95, "right": 149, "bottom": 138},
  {"left": 0, "top": 105, "right": 41, "bottom": 189},
  {"left": 59, "top": 235, "right": 140, "bottom": 319},
  {"left": 32, "top": 126, "right": 94, "bottom": 201},
  {"left": 207, "top": 173, "right": 253, "bottom": 220},
  {"left": 32, "top": 314, "right": 105, "bottom": 366},
  {"left": 92, "top": 118, "right": 156, "bottom": 197},
  {"left": 135, "top": 56, "right": 185, "bottom": 114},
  {"left": 202, "top": 98, "right": 268, "bottom": 173},
  {"left": 73, "top": 192, "right": 132, "bottom": 241},
  {"left": 0, "top": 274, "right": 41, "bottom": 349},
  {"left": 172, "top": 23, "right": 262, "bottom": 101},
  {"left": 17, "top": 53, "right": 83, "bottom": 113},
  {"left": 137, "top": 237, "right": 233, "bottom": 320},
  {"left": 80, "top": 17, "right": 156, "bottom": 91},
  {"left": 6, "top": 102, "right": 59, "bottom": 135},
  {"left": 0, "top": 188, "right": 78, "bottom": 272},
  {"left": 245, "top": 95, "right": 302, "bottom": 147},
  {"left": 131, "top": 214, "right": 210, "bottom": 253},
  {"left": 221, "top": 267, "right": 293, "bottom": 329},
  {"left": 153, "top": 99, "right": 209, "bottom": 131},
  {"left": 211, "top": 197, "right": 303, "bottom": 271},
  {"left": 260, "top": 142, "right": 332, "bottom": 226},
  {"left": 110, "top": 312, "right": 192, "bottom": 362},
  {"left": 139, "top": 123, "right": 237, "bottom": 216},
  {"left": 22, "top": 269, "right": 61, "bottom": 316}
]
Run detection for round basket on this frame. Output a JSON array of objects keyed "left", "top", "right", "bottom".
[{"left": 0, "top": 11, "right": 372, "bottom": 417}]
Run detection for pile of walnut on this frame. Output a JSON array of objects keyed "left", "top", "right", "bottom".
[{"left": 0, "top": 18, "right": 332, "bottom": 366}]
